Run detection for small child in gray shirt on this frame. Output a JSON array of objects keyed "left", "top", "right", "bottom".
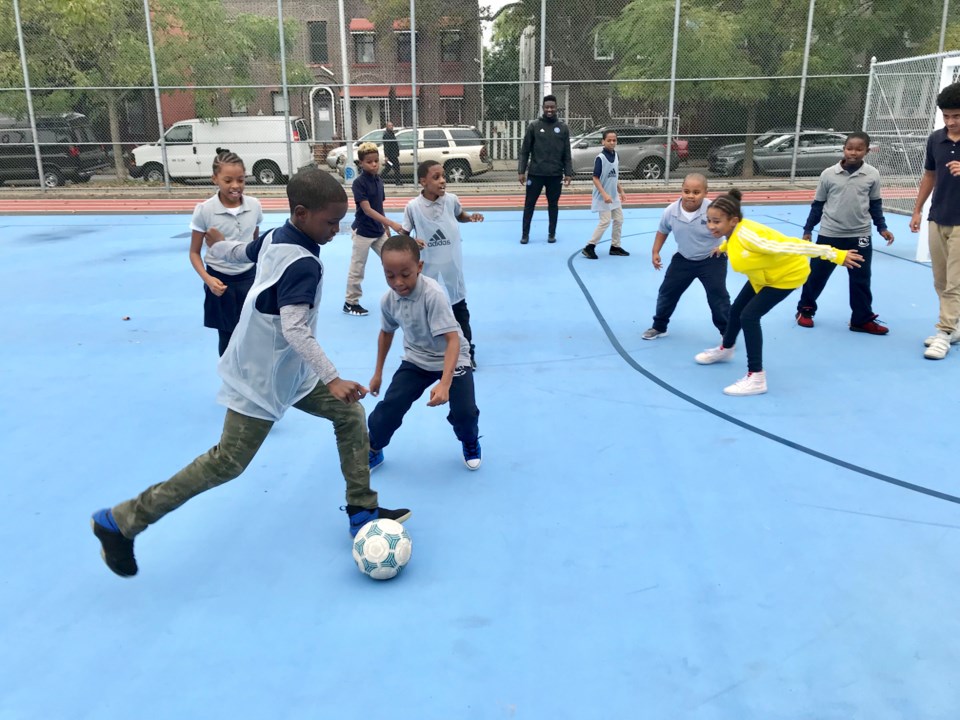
[{"left": 367, "top": 234, "right": 481, "bottom": 473}]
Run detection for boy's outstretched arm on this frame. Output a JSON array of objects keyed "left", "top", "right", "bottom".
[
  {"left": 427, "top": 331, "right": 460, "bottom": 407},
  {"left": 369, "top": 330, "right": 395, "bottom": 397},
  {"left": 189, "top": 230, "right": 227, "bottom": 296},
  {"left": 359, "top": 199, "right": 403, "bottom": 234},
  {"left": 457, "top": 210, "right": 484, "bottom": 223},
  {"left": 279, "top": 304, "right": 367, "bottom": 404}
]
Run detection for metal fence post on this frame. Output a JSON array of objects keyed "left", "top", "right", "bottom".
[
  {"left": 410, "top": 0, "right": 419, "bottom": 172},
  {"left": 789, "top": 0, "right": 816, "bottom": 183},
  {"left": 337, "top": 0, "right": 354, "bottom": 171},
  {"left": 142, "top": 0, "right": 170, "bottom": 191},
  {"left": 663, "top": 0, "right": 681, "bottom": 184},
  {"left": 538, "top": 0, "right": 546, "bottom": 102},
  {"left": 12, "top": 0, "right": 44, "bottom": 192},
  {"left": 862, "top": 56, "right": 877, "bottom": 130},
  {"left": 276, "top": 0, "right": 295, "bottom": 180},
  {"left": 939, "top": 0, "right": 950, "bottom": 54}
]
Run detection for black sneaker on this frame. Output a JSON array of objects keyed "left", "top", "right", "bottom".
[
  {"left": 609, "top": 246, "right": 630, "bottom": 256},
  {"left": 581, "top": 244, "right": 598, "bottom": 260},
  {"left": 91, "top": 508, "right": 137, "bottom": 577},
  {"left": 520, "top": 236, "right": 529, "bottom": 245},
  {"left": 547, "top": 235, "right": 557, "bottom": 243},
  {"left": 343, "top": 302, "right": 369, "bottom": 316},
  {"left": 345, "top": 505, "right": 412, "bottom": 537}
]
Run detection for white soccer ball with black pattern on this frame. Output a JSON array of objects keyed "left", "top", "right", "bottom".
[{"left": 352, "top": 518, "right": 412, "bottom": 580}]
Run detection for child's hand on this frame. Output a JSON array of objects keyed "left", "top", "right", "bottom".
[
  {"left": 601, "top": 193, "right": 613, "bottom": 204},
  {"left": 205, "top": 276, "right": 227, "bottom": 296},
  {"left": 802, "top": 233, "right": 812, "bottom": 241},
  {"left": 389, "top": 220, "right": 404, "bottom": 234},
  {"left": 468, "top": 213, "right": 484, "bottom": 223},
  {"left": 415, "top": 238, "right": 426, "bottom": 249},
  {"left": 652, "top": 252, "right": 663, "bottom": 270},
  {"left": 426, "top": 382, "right": 450, "bottom": 407},
  {"left": 204, "top": 228, "right": 226, "bottom": 246},
  {"left": 710, "top": 246, "right": 725, "bottom": 257},
  {"left": 880, "top": 229, "right": 895, "bottom": 245},
  {"left": 368, "top": 373, "right": 382, "bottom": 397},
  {"left": 947, "top": 160, "right": 960, "bottom": 176},
  {"left": 619, "top": 191, "right": 627, "bottom": 205},
  {"left": 842, "top": 251, "right": 864, "bottom": 268},
  {"left": 327, "top": 378, "right": 368, "bottom": 404}
]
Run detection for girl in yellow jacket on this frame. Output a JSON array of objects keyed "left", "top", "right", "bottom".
[{"left": 694, "top": 189, "right": 863, "bottom": 396}]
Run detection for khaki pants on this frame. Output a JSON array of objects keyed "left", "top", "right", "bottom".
[
  {"left": 345, "top": 230, "right": 388, "bottom": 305},
  {"left": 588, "top": 208, "right": 624, "bottom": 247},
  {"left": 929, "top": 222, "right": 960, "bottom": 334},
  {"left": 112, "top": 381, "right": 377, "bottom": 538}
]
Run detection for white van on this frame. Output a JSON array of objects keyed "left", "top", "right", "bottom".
[{"left": 130, "top": 116, "right": 315, "bottom": 185}]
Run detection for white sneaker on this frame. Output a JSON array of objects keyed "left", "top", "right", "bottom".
[
  {"left": 695, "top": 345, "right": 735, "bottom": 365},
  {"left": 924, "top": 333, "right": 951, "bottom": 360},
  {"left": 642, "top": 328, "right": 668, "bottom": 340},
  {"left": 723, "top": 371, "right": 768, "bottom": 396},
  {"left": 924, "top": 329, "right": 960, "bottom": 347}
]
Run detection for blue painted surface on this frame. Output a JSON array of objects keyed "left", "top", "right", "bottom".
[{"left": 1, "top": 207, "right": 958, "bottom": 719}]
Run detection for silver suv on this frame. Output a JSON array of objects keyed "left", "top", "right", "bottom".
[
  {"left": 328, "top": 125, "right": 492, "bottom": 182},
  {"left": 570, "top": 125, "right": 681, "bottom": 180}
]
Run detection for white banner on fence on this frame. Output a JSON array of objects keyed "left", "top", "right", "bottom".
[{"left": 918, "top": 57, "right": 960, "bottom": 262}]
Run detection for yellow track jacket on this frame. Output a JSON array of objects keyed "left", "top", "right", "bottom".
[{"left": 718, "top": 218, "right": 849, "bottom": 292}]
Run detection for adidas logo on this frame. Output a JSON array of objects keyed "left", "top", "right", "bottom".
[{"left": 426, "top": 229, "right": 451, "bottom": 248}]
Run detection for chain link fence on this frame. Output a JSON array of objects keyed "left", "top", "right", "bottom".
[{"left": 0, "top": 0, "right": 956, "bottom": 191}]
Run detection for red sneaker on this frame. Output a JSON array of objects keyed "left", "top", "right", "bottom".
[
  {"left": 796, "top": 312, "right": 814, "bottom": 328},
  {"left": 850, "top": 318, "right": 889, "bottom": 335}
]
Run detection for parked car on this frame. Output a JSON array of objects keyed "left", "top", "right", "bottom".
[
  {"left": 871, "top": 132, "right": 927, "bottom": 175},
  {"left": 0, "top": 112, "right": 110, "bottom": 187},
  {"left": 333, "top": 125, "right": 493, "bottom": 183},
  {"left": 569, "top": 125, "right": 682, "bottom": 180},
  {"left": 708, "top": 128, "right": 859, "bottom": 177},
  {"left": 129, "top": 116, "right": 315, "bottom": 185},
  {"left": 325, "top": 128, "right": 404, "bottom": 171}
]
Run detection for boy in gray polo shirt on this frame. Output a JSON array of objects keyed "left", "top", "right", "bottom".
[
  {"left": 367, "top": 235, "right": 481, "bottom": 472},
  {"left": 796, "top": 131, "right": 894, "bottom": 334}
]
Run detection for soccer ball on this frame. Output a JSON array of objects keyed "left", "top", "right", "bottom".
[{"left": 352, "top": 518, "right": 412, "bottom": 580}]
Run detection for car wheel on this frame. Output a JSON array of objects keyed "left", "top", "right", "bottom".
[
  {"left": 42, "top": 167, "right": 65, "bottom": 188},
  {"left": 634, "top": 157, "right": 665, "bottom": 180},
  {"left": 254, "top": 161, "right": 285, "bottom": 185},
  {"left": 444, "top": 160, "right": 471, "bottom": 183},
  {"left": 142, "top": 163, "right": 165, "bottom": 183}
]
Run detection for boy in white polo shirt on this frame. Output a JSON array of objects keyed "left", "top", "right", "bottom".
[
  {"left": 402, "top": 160, "right": 483, "bottom": 368},
  {"left": 642, "top": 173, "right": 731, "bottom": 340},
  {"left": 367, "top": 234, "right": 481, "bottom": 472},
  {"left": 796, "top": 131, "right": 894, "bottom": 334}
]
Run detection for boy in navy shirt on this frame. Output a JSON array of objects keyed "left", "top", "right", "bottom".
[
  {"left": 90, "top": 169, "right": 410, "bottom": 577},
  {"left": 344, "top": 142, "right": 403, "bottom": 316},
  {"left": 910, "top": 82, "right": 960, "bottom": 360}
]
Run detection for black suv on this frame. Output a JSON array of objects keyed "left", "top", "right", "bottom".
[{"left": 0, "top": 113, "right": 110, "bottom": 187}]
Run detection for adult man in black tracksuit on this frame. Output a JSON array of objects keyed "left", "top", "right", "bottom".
[{"left": 518, "top": 95, "right": 573, "bottom": 244}]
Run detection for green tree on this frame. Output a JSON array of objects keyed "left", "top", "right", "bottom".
[
  {"left": 0, "top": 0, "right": 308, "bottom": 179},
  {"left": 482, "top": 4, "right": 525, "bottom": 120}
]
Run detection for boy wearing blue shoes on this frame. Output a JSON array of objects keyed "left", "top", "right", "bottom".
[
  {"left": 367, "top": 234, "right": 481, "bottom": 472},
  {"left": 91, "top": 169, "right": 409, "bottom": 577}
]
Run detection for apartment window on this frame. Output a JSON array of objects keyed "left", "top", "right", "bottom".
[
  {"left": 272, "top": 92, "right": 286, "bottom": 116},
  {"left": 230, "top": 97, "right": 248, "bottom": 116},
  {"left": 308, "top": 21, "right": 329, "bottom": 64},
  {"left": 442, "top": 99, "right": 464, "bottom": 125},
  {"left": 354, "top": 33, "right": 375, "bottom": 63},
  {"left": 396, "top": 31, "right": 411, "bottom": 63},
  {"left": 441, "top": 31, "right": 462, "bottom": 62},
  {"left": 594, "top": 19, "right": 613, "bottom": 61}
]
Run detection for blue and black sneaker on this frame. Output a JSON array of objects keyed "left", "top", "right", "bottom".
[
  {"left": 462, "top": 439, "right": 482, "bottom": 470},
  {"left": 90, "top": 508, "right": 138, "bottom": 577},
  {"left": 344, "top": 505, "right": 411, "bottom": 537},
  {"left": 369, "top": 448, "right": 384, "bottom": 472}
]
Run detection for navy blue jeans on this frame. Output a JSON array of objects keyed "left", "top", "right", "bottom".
[
  {"left": 368, "top": 361, "right": 479, "bottom": 451},
  {"left": 652, "top": 253, "right": 731, "bottom": 334},
  {"left": 722, "top": 281, "right": 794, "bottom": 373},
  {"left": 797, "top": 235, "right": 874, "bottom": 325}
]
